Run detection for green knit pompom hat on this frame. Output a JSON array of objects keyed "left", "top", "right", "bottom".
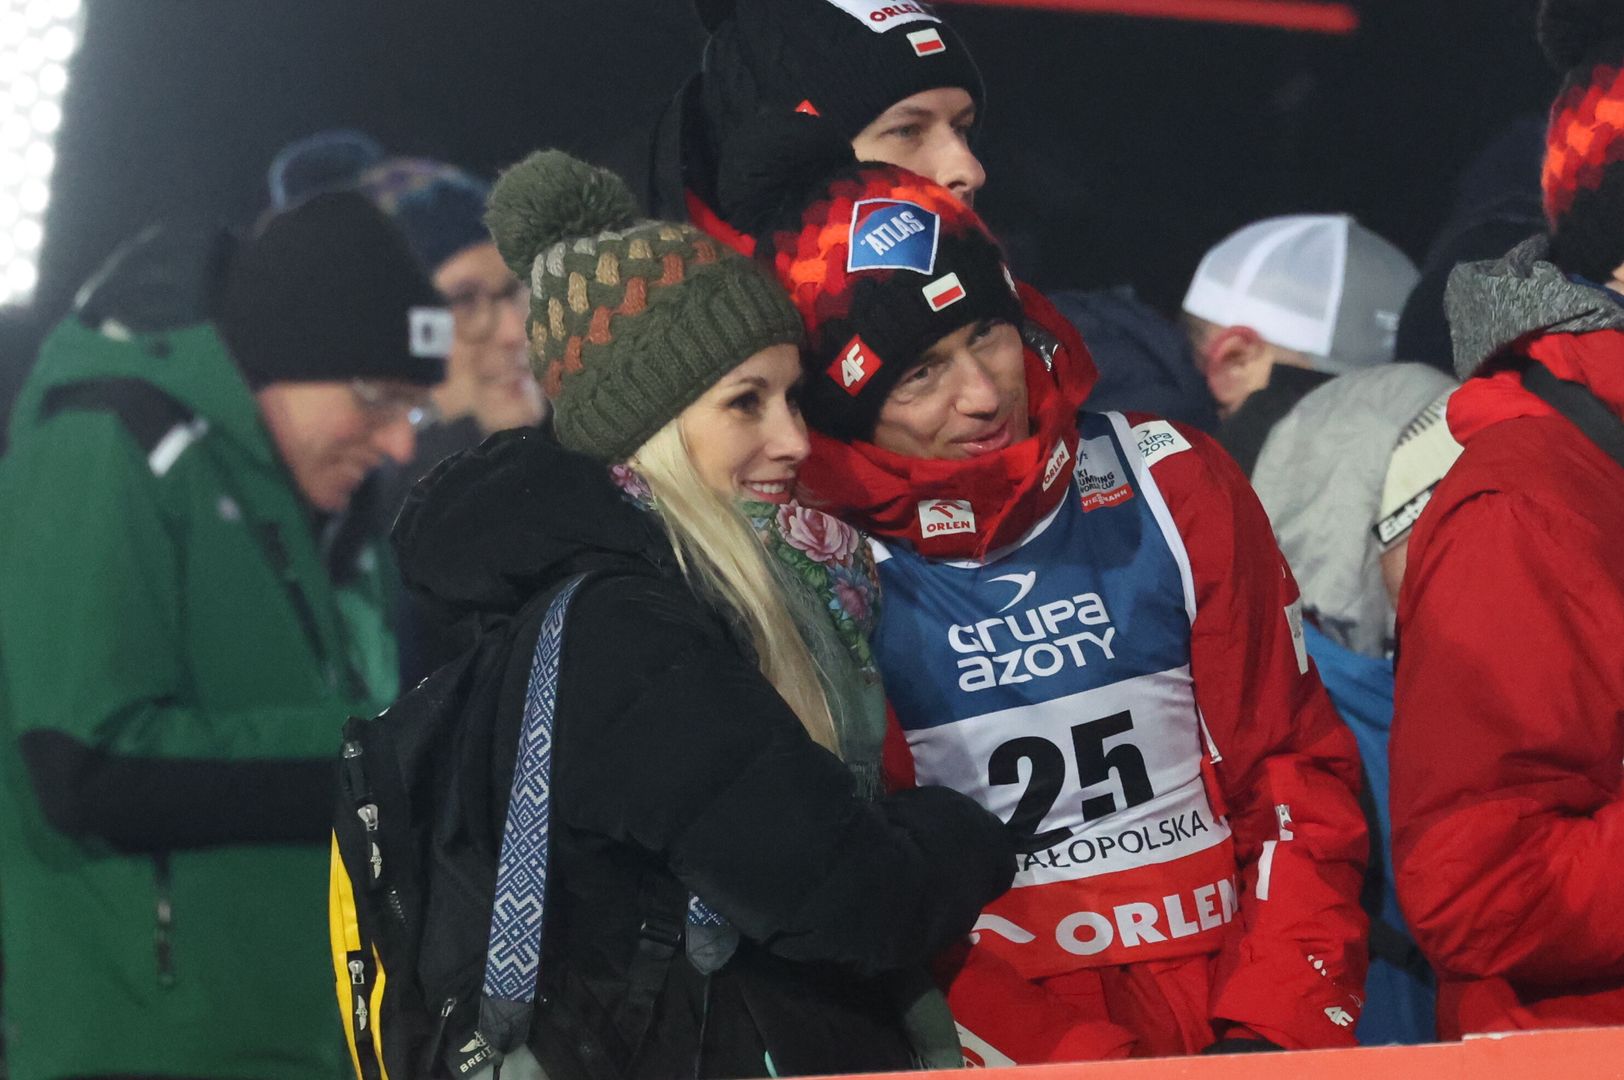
[{"left": 485, "top": 150, "right": 803, "bottom": 463}]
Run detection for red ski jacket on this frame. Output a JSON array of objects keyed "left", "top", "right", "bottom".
[
  {"left": 1391, "top": 327, "right": 1624, "bottom": 1038},
  {"left": 820, "top": 289, "right": 1368, "bottom": 1059}
]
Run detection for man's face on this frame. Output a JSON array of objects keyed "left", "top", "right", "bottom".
[
  {"left": 433, "top": 242, "right": 545, "bottom": 435},
  {"left": 871, "top": 318, "right": 1029, "bottom": 460},
  {"left": 256, "top": 379, "right": 428, "bottom": 512},
  {"left": 850, "top": 87, "right": 985, "bottom": 206}
]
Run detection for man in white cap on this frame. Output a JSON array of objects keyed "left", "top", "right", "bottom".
[{"left": 1181, "top": 214, "right": 1420, "bottom": 474}]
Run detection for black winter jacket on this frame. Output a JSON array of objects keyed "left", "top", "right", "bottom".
[{"left": 393, "top": 429, "right": 1016, "bottom": 1078}]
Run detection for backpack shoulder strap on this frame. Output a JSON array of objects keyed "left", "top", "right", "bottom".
[
  {"left": 38, "top": 377, "right": 204, "bottom": 477},
  {"left": 1523, "top": 363, "right": 1624, "bottom": 473},
  {"left": 478, "top": 571, "right": 595, "bottom": 1057}
]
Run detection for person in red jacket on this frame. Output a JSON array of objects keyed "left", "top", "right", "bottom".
[
  {"left": 724, "top": 121, "right": 1369, "bottom": 1061},
  {"left": 1388, "top": 0, "right": 1624, "bottom": 1040}
]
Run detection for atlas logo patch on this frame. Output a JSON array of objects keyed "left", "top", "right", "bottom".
[
  {"left": 822, "top": 0, "right": 939, "bottom": 33},
  {"left": 922, "top": 272, "right": 966, "bottom": 311},
  {"left": 794, "top": 99, "right": 820, "bottom": 116},
  {"left": 907, "top": 27, "right": 945, "bottom": 55},
  {"left": 828, "top": 335, "right": 882, "bottom": 395},
  {"left": 847, "top": 198, "right": 940, "bottom": 274},
  {"left": 918, "top": 498, "right": 976, "bottom": 537}
]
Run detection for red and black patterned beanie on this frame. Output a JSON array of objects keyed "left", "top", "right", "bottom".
[
  {"left": 722, "top": 117, "right": 1020, "bottom": 442},
  {"left": 1540, "top": 0, "right": 1624, "bottom": 280}
]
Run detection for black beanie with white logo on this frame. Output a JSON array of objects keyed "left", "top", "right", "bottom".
[
  {"left": 698, "top": 0, "right": 985, "bottom": 143},
  {"left": 217, "top": 190, "right": 448, "bottom": 389}
]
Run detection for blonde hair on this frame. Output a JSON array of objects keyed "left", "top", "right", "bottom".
[{"left": 629, "top": 420, "right": 840, "bottom": 755}]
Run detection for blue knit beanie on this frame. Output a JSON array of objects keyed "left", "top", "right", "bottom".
[
  {"left": 268, "top": 129, "right": 493, "bottom": 274},
  {"left": 356, "top": 158, "right": 493, "bottom": 274}
]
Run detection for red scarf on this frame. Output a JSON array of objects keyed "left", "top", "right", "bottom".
[
  {"left": 795, "top": 283, "right": 1099, "bottom": 562},
  {"left": 685, "top": 189, "right": 756, "bottom": 257},
  {"left": 1449, "top": 328, "right": 1624, "bottom": 445}
]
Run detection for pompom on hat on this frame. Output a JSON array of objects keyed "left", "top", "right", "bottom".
[
  {"left": 485, "top": 151, "right": 803, "bottom": 462},
  {"left": 1538, "top": 0, "right": 1624, "bottom": 279}
]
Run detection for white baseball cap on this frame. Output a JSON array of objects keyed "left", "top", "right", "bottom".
[{"left": 1182, "top": 214, "right": 1419, "bottom": 373}]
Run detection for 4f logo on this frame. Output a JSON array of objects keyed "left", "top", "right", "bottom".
[{"left": 828, "top": 335, "right": 881, "bottom": 395}]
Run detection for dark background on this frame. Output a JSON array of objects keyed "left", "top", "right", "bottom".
[{"left": 0, "top": 0, "right": 1556, "bottom": 419}]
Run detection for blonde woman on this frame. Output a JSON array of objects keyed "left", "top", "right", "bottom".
[{"left": 387, "top": 151, "right": 1014, "bottom": 1079}]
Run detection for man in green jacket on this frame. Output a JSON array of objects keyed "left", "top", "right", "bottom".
[{"left": 0, "top": 191, "right": 446, "bottom": 1079}]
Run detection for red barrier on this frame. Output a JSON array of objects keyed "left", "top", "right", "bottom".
[
  {"left": 831, "top": 1026, "right": 1624, "bottom": 1079},
  {"left": 932, "top": 0, "right": 1359, "bottom": 35}
]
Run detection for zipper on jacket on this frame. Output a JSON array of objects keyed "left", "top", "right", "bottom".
[
  {"left": 423, "top": 996, "right": 458, "bottom": 1076},
  {"left": 153, "top": 853, "right": 176, "bottom": 987},
  {"left": 253, "top": 519, "right": 367, "bottom": 697}
]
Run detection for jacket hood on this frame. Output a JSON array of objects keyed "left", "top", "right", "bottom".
[
  {"left": 1249, "top": 363, "right": 1455, "bottom": 658},
  {"left": 14, "top": 223, "right": 272, "bottom": 463},
  {"left": 392, "top": 427, "right": 676, "bottom": 618},
  {"left": 1446, "top": 234, "right": 1624, "bottom": 379}
]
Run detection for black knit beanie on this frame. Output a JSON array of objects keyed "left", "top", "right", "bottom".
[
  {"left": 698, "top": 0, "right": 984, "bottom": 145},
  {"left": 218, "top": 190, "right": 448, "bottom": 388}
]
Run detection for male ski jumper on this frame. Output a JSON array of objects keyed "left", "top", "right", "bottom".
[{"left": 749, "top": 157, "right": 1370, "bottom": 1060}]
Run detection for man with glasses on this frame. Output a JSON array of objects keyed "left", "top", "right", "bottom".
[
  {"left": 265, "top": 137, "right": 549, "bottom": 682},
  {"left": 349, "top": 154, "right": 544, "bottom": 451},
  {"left": 0, "top": 190, "right": 445, "bottom": 1080}
]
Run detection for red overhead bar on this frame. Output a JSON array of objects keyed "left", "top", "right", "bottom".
[{"left": 933, "top": 0, "right": 1359, "bottom": 34}]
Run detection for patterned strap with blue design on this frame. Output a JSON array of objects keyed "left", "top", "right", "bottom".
[
  {"left": 479, "top": 572, "right": 591, "bottom": 1051},
  {"left": 478, "top": 572, "right": 733, "bottom": 1057}
]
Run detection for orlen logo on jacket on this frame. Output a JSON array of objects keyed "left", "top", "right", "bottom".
[
  {"left": 1041, "top": 439, "right": 1072, "bottom": 491},
  {"left": 827, "top": 334, "right": 881, "bottom": 395},
  {"left": 822, "top": 0, "right": 939, "bottom": 33},
  {"left": 918, "top": 498, "right": 976, "bottom": 537},
  {"left": 847, "top": 199, "right": 940, "bottom": 274},
  {"left": 1073, "top": 434, "right": 1134, "bottom": 512}
]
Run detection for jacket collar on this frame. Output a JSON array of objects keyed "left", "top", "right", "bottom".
[{"left": 1445, "top": 234, "right": 1624, "bottom": 379}]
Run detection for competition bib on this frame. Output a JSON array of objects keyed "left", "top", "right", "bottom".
[{"left": 874, "top": 412, "right": 1233, "bottom": 976}]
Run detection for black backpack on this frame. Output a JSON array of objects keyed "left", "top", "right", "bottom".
[{"left": 328, "top": 571, "right": 687, "bottom": 1080}]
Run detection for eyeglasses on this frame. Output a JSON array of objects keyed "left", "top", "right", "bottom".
[
  {"left": 442, "top": 277, "right": 528, "bottom": 344},
  {"left": 351, "top": 379, "right": 434, "bottom": 430}
]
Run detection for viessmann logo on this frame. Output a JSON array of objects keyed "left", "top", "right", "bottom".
[{"left": 918, "top": 498, "right": 976, "bottom": 536}]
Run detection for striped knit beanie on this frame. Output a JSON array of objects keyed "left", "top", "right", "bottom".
[
  {"left": 1539, "top": 0, "right": 1624, "bottom": 280},
  {"left": 484, "top": 151, "right": 803, "bottom": 462}
]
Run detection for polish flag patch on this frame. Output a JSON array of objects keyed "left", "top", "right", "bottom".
[
  {"left": 922, "top": 272, "right": 966, "bottom": 312},
  {"left": 907, "top": 28, "right": 946, "bottom": 55},
  {"left": 828, "top": 334, "right": 881, "bottom": 395}
]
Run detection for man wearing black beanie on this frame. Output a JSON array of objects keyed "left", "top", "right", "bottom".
[
  {"left": 648, "top": 0, "right": 988, "bottom": 242},
  {"left": 0, "top": 191, "right": 446, "bottom": 1080}
]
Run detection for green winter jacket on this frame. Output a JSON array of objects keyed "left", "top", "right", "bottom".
[{"left": 0, "top": 314, "right": 398, "bottom": 1079}]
